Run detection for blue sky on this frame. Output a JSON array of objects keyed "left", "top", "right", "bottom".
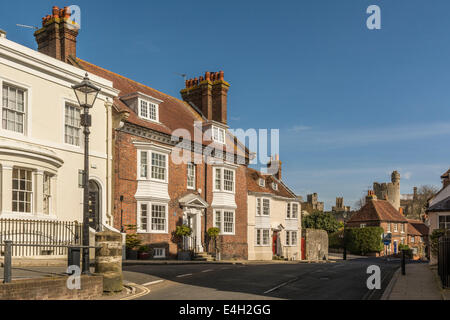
[{"left": 2, "top": 0, "right": 450, "bottom": 209}]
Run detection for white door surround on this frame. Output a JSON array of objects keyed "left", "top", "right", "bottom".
[{"left": 183, "top": 207, "right": 204, "bottom": 253}]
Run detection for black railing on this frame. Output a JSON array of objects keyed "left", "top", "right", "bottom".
[
  {"left": 438, "top": 235, "right": 450, "bottom": 288},
  {"left": 0, "top": 219, "right": 82, "bottom": 257}
]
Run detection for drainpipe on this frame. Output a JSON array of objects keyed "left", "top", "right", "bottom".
[{"left": 204, "top": 155, "right": 208, "bottom": 252}]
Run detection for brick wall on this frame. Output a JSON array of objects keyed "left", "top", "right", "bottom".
[
  {"left": 113, "top": 129, "right": 248, "bottom": 260},
  {"left": 0, "top": 275, "right": 103, "bottom": 300}
]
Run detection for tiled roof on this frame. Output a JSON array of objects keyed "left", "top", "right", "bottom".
[
  {"left": 246, "top": 167, "right": 296, "bottom": 199},
  {"left": 407, "top": 219, "right": 429, "bottom": 236},
  {"left": 347, "top": 199, "right": 408, "bottom": 223},
  {"left": 427, "top": 195, "right": 450, "bottom": 212},
  {"left": 73, "top": 59, "right": 248, "bottom": 157}
]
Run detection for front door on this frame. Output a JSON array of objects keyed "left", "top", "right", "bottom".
[
  {"left": 393, "top": 241, "right": 398, "bottom": 254},
  {"left": 88, "top": 180, "right": 101, "bottom": 231},
  {"left": 272, "top": 232, "right": 278, "bottom": 255}
]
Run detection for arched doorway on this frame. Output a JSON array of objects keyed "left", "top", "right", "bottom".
[{"left": 88, "top": 180, "right": 101, "bottom": 231}]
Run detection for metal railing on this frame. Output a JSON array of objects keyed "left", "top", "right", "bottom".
[
  {"left": 0, "top": 219, "right": 82, "bottom": 257},
  {"left": 438, "top": 235, "right": 450, "bottom": 288},
  {"left": 1, "top": 241, "right": 100, "bottom": 283}
]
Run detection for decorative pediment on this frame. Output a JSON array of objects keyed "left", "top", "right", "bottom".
[{"left": 179, "top": 193, "right": 209, "bottom": 209}]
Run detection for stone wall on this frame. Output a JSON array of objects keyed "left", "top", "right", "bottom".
[
  {"left": 0, "top": 275, "right": 103, "bottom": 300},
  {"left": 303, "top": 228, "right": 328, "bottom": 261}
]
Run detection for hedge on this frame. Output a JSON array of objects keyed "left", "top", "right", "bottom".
[
  {"left": 329, "top": 230, "right": 344, "bottom": 249},
  {"left": 345, "top": 227, "right": 384, "bottom": 255}
]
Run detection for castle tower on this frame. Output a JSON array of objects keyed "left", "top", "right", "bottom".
[{"left": 373, "top": 171, "right": 401, "bottom": 211}]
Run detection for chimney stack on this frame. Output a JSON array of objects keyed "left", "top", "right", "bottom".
[
  {"left": 442, "top": 169, "right": 450, "bottom": 189},
  {"left": 34, "top": 6, "right": 79, "bottom": 63},
  {"left": 181, "top": 71, "right": 230, "bottom": 124},
  {"left": 267, "top": 154, "right": 282, "bottom": 180},
  {"left": 366, "top": 190, "right": 377, "bottom": 203}
]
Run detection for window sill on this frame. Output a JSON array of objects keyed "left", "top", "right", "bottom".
[{"left": 137, "top": 231, "right": 168, "bottom": 235}]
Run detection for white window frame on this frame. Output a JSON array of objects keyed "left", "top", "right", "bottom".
[
  {"left": 138, "top": 98, "right": 159, "bottom": 122},
  {"left": 187, "top": 163, "right": 196, "bottom": 190},
  {"left": 213, "top": 167, "right": 235, "bottom": 194},
  {"left": 212, "top": 126, "right": 225, "bottom": 144},
  {"left": 214, "top": 209, "right": 235, "bottom": 235},
  {"left": 43, "top": 173, "right": 52, "bottom": 215},
  {"left": 153, "top": 248, "right": 166, "bottom": 258},
  {"left": 360, "top": 223, "right": 366, "bottom": 228},
  {"left": 258, "top": 178, "right": 265, "bottom": 187},
  {"left": 64, "top": 102, "right": 82, "bottom": 147},
  {"left": 256, "top": 197, "right": 270, "bottom": 216},
  {"left": 137, "top": 201, "right": 168, "bottom": 234},
  {"left": 285, "top": 230, "right": 298, "bottom": 246},
  {"left": 393, "top": 223, "right": 398, "bottom": 232},
  {"left": 12, "top": 168, "right": 34, "bottom": 214},
  {"left": 255, "top": 228, "right": 270, "bottom": 246},
  {"left": 401, "top": 223, "right": 405, "bottom": 233},
  {"left": 137, "top": 150, "right": 168, "bottom": 183},
  {"left": 438, "top": 214, "right": 450, "bottom": 230},
  {"left": 410, "top": 236, "right": 415, "bottom": 243},
  {"left": 272, "top": 182, "right": 278, "bottom": 190},
  {"left": 387, "top": 223, "right": 391, "bottom": 233},
  {"left": 1, "top": 81, "right": 29, "bottom": 136},
  {"left": 287, "top": 202, "right": 299, "bottom": 219}
]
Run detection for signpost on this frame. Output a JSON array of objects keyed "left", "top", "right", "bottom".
[{"left": 382, "top": 233, "right": 392, "bottom": 260}]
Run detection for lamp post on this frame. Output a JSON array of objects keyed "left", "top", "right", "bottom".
[
  {"left": 72, "top": 73, "right": 100, "bottom": 275},
  {"left": 342, "top": 212, "right": 348, "bottom": 261}
]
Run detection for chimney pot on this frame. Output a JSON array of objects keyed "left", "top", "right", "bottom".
[
  {"left": 52, "top": 6, "right": 60, "bottom": 17},
  {"left": 219, "top": 71, "right": 224, "bottom": 81},
  {"left": 205, "top": 72, "right": 210, "bottom": 81}
]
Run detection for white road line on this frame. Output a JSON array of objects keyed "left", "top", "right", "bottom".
[
  {"left": 142, "top": 280, "right": 164, "bottom": 286},
  {"left": 201, "top": 269, "right": 213, "bottom": 273},
  {"left": 176, "top": 273, "right": 193, "bottom": 278},
  {"left": 263, "top": 277, "right": 299, "bottom": 294},
  {"left": 120, "top": 283, "right": 151, "bottom": 300}
]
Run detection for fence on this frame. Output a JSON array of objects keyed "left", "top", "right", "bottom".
[
  {"left": 438, "top": 235, "right": 450, "bottom": 288},
  {"left": 0, "top": 219, "right": 82, "bottom": 257}
]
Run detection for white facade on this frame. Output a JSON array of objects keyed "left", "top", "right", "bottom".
[
  {"left": 0, "top": 35, "right": 119, "bottom": 227},
  {"left": 248, "top": 192, "right": 302, "bottom": 260}
]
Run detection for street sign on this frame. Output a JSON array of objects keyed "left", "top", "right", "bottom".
[{"left": 382, "top": 233, "right": 392, "bottom": 245}]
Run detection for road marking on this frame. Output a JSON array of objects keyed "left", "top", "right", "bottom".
[
  {"left": 201, "top": 269, "right": 213, "bottom": 273},
  {"left": 263, "top": 277, "right": 299, "bottom": 294},
  {"left": 176, "top": 273, "right": 193, "bottom": 278},
  {"left": 120, "top": 283, "right": 151, "bottom": 300},
  {"left": 142, "top": 280, "right": 164, "bottom": 286}
]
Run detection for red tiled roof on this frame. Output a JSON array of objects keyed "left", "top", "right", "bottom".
[
  {"left": 347, "top": 199, "right": 408, "bottom": 223},
  {"left": 246, "top": 167, "right": 296, "bottom": 198},
  {"left": 74, "top": 59, "right": 248, "bottom": 157},
  {"left": 407, "top": 219, "right": 429, "bottom": 236}
]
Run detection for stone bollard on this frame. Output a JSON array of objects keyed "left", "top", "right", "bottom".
[{"left": 95, "top": 231, "right": 123, "bottom": 293}]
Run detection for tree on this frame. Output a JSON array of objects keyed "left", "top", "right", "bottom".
[{"left": 302, "top": 211, "right": 340, "bottom": 234}]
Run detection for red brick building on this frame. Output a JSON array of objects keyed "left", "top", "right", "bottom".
[
  {"left": 78, "top": 63, "right": 251, "bottom": 259},
  {"left": 346, "top": 191, "right": 409, "bottom": 256},
  {"left": 31, "top": 6, "right": 251, "bottom": 260}
]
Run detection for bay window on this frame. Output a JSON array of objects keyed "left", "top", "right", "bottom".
[
  {"left": 43, "top": 173, "right": 51, "bottom": 214},
  {"left": 12, "top": 168, "right": 33, "bottom": 213},
  {"left": 138, "top": 202, "right": 168, "bottom": 233},
  {"left": 138, "top": 150, "right": 167, "bottom": 182},
  {"left": 214, "top": 209, "right": 235, "bottom": 235},
  {"left": 213, "top": 167, "right": 235, "bottom": 193}
]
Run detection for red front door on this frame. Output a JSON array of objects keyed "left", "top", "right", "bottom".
[
  {"left": 272, "top": 232, "right": 278, "bottom": 255},
  {"left": 301, "top": 238, "right": 306, "bottom": 260}
]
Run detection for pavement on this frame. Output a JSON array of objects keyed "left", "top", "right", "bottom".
[
  {"left": 1, "top": 257, "right": 401, "bottom": 300},
  {"left": 382, "top": 262, "right": 445, "bottom": 300}
]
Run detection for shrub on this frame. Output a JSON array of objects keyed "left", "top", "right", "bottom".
[
  {"left": 207, "top": 227, "right": 220, "bottom": 239},
  {"left": 175, "top": 225, "right": 193, "bottom": 237},
  {"left": 430, "top": 229, "right": 447, "bottom": 256},
  {"left": 138, "top": 245, "right": 150, "bottom": 253},
  {"left": 345, "top": 227, "right": 384, "bottom": 255},
  {"left": 302, "top": 211, "right": 340, "bottom": 234},
  {"left": 328, "top": 230, "right": 344, "bottom": 249},
  {"left": 125, "top": 225, "right": 141, "bottom": 249}
]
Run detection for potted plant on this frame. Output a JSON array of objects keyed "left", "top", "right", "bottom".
[
  {"left": 175, "top": 224, "right": 193, "bottom": 260},
  {"left": 207, "top": 227, "right": 220, "bottom": 260},
  {"left": 138, "top": 245, "right": 150, "bottom": 260},
  {"left": 125, "top": 225, "right": 141, "bottom": 260}
]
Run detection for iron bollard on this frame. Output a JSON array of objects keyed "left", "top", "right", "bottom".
[
  {"left": 401, "top": 250, "right": 406, "bottom": 276},
  {"left": 67, "top": 246, "right": 81, "bottom": 274},
  {"left": 3, "top": 240, "right": 12, "bottom": 283}
]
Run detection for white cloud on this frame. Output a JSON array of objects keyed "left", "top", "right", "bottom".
[{"left": 403, "top": 172, "right": 412, "bottom": 180}]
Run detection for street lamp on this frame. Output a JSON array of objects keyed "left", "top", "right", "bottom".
[
  {"left": 342, "top": 212, "right": 348, "bottom": 261},
  {"left": 72, "top": 73, "right": 100, "bottom": 275}
]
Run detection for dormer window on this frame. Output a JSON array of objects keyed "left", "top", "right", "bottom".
[
  {"left": 272, "top": 183, "right": 278, "bottom": 190},
  {"left": 258, "top": 178, "right": 265, "bottom": 188},
  {"left": 139, "top": 98, "right": 159, "bottom": 122},
  {"left": 212, "top": 126, "right": 225, "bottom": 144}
]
